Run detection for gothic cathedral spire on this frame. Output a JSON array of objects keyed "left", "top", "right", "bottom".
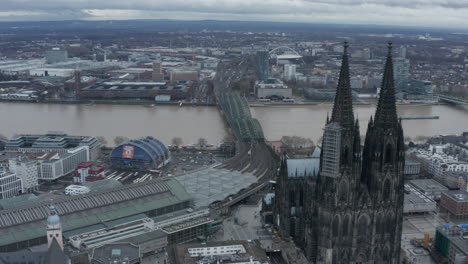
[
  {"left": 374, "top": 42, "right": 398, "bottom": 128},
  {"left": 330, "top": 41, "right": 354, "bottom": 127}
]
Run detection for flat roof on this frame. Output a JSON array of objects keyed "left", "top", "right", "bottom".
[{"left": 409, "top": 179, "right": 448, "bottom": 192}]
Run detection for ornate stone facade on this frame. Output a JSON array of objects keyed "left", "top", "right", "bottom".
[{"left": 273, "top": 43, "right": 405, "bottom": 264}]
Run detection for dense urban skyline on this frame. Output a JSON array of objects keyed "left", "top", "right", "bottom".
[{"left": 1, "top": 0, "right": 468, "bottom": 29}]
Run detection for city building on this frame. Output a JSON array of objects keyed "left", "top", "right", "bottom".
[
  {"left": 440, "top": 190, "right": 468, "bottom": 220},
  {"left": 37, "top": 146, "right": 90, "bottom": 181},
  {"left": 5, "top": 132, "right": 101, "bottom": 161},
  {"left": 255, "top": 78, "right": 292, "bottom": 99},
  {"left": 283, "top": 64, "right": 296, "bottom": 81},
  {"left": 273, "top": 43, "right": 405, "bottom": 262},
  {"left": 409, "top": 179, "right": 449, "bottom": 200},
  {"left": 257, "top": 50, "right": 269, "bottom": 81},
  {"left": 45, "top": 48, "right": 68, "bottom": 64},
  {"left": 170, "top": 240, "right": 269, "bottom": 264},
  {"left": 399, "top": 45, "right": 407, "bottom": 58},
  {"left": 64, "top": 185, "right": 91, "bottom": 196},
  {"left": 8, "top": 156, "right": 39, "bottom": 192},
  {"left": 410, "top": 80, "right": 433, "bottom": 95},
  {"left": 0, "top": 172, "right": 22, "bottom": 199},
  {"left": 404, "top": 159, "right": 421, "bottom": 180},
  {"left": 393, "top": 57, "right": 410, "bottom": 92},
  {"left": 72, "top": 162, "right": 105, "bottom": 184},
  {"left": 110, "top": 137, "right": 171, "bottom": 171},
  {"left": 435, "top": 225, "right": 468, "bottom": 263}
]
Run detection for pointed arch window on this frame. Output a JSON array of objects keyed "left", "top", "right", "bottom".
[
  {"left": 333, "top": 215, "right": 340, "bottom": 238},
  {"left": 385, "top": 144, "right": 393, "bottom": 164}
]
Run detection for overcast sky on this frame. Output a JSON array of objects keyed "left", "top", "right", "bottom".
[{"left": 0, "top": 0, "right": 467, "bottom": 29}]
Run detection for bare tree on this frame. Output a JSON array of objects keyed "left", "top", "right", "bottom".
[
  {"left": 222, "top": 134, "right": 235, "bottom": 143},
  {"left": 96, "top": 136, "right": 108, "bottom": 146},
  {"left": 0, "top": 134, "right": 8, "bottom": 141},
  {"left": 198, "top": 138, "right": 208, "bottom": 147},
  {"left": 114, "top": 136, "right": 129, "bottom": 146},
  {"left": 171, "top": 137, "right": 183, "bottom": 146}
]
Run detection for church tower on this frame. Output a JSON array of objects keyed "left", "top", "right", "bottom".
[
  {"left": 360, "top": 42, "right": 405, "bottom": 263},
  {"left": 313, "top": 42, "right": 363, "bottom": 263},
  {"left": 46, "top": 205, "right": 64, "bottom": 250}
]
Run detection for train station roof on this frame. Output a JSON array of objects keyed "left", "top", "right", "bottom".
[
  {"left": 175, "top": 168, "right": 257, "bottom": 208},
  {"left": 0, "top": 178, "right": 191, "bottom": 248}
]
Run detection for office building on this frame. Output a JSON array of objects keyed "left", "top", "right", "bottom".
[
  {"left": 37, "top": 146, "right": 89, "bottom": 181},
  {"left": 400, "top": 45, "right": 407, "bottom": 58},
  {"left": 8, "top": 156, "right": 39, "bottom": 193},
  {"left": 257, "top": 50, "right": 269, "bottom": 81},
  {"left": 0, "top": 172, "right": 22, "bottom": 199},
  {"left": 5, "top": 132, "right": 101, "bottom": 161},
  {"left": 255, "top": 78, "right": 292, "bottom": 99},
  {"left": 440, "top": 191, "right": 468, "bottom": 220},
  {"left": 410, "top": 80, "right": 433, "bottom": 95},
  {"left": 394, "top": 57, "right": 410, "bottom": 92},
  {"left": 284, "top": 64, "right": 296, "bottom": 81}
]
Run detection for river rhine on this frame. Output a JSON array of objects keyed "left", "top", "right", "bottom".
[{"left": 0, "top": 102, "right": 466, "bottom": 146}]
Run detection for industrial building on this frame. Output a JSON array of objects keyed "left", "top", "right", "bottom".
[
  {"left": 0, "top": 178, "right": 191, "bottom": 252},
  {"left": 5, "top": 132, "right": 101, "bottom": 161},
  {"left": 111, "top": 137, "right": 170, "bottom": 171},
  {"left": 78, "top": 81, "right": 190, "bottom": 100}
]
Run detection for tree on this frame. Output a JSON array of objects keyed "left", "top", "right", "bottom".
[
  {"left": 222, "top": 134, "right": 235, "bottom": 144},
  {"left": 96, "top": 136, "right": 108, "bottom": 146},
  {"left": 172, "top": 137, "right": 183, "bottom": 146},
  {"left": 0, "top": 134, "right": 8, "bottom": 141},
  {"left": 404, "top": 136, "right": 412, "bottom": 143},
  {"left": 198, "top": 138, "right": 208, "bottom": 147},
  {"left": 114, "top": 136, "right": 129, "bottom": 146},
  {"left": 281, "top": 136, "right": 314, "bottom": 149}
]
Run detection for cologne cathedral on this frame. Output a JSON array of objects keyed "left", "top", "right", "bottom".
[{"left": 274, "top": 42, "right": 405, "bottom": 264}]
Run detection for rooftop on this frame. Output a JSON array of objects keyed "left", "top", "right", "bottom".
[
  {"left": 175, "top": 168, "right": 257, "bottom": 208},
  {"left": 0, "top": 178, "right": 191, "bottom": 247},
  {"left": 409, "top": 179, "right": 449, "bottom": 192}
]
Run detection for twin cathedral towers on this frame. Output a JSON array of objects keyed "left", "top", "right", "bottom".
[{"left": 274, "top": 42, "right": 405, "bottom": 263}]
